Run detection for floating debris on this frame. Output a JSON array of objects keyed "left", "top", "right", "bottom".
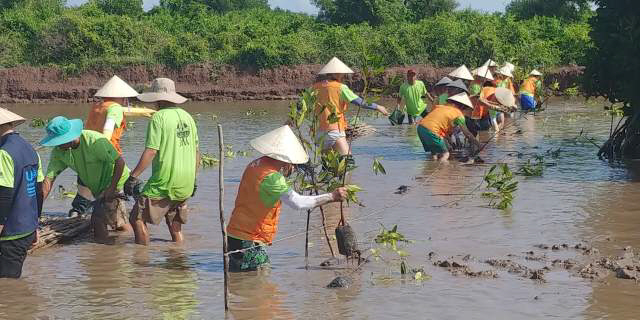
[{"left": 327, "top": 276, "right": 353, "bottom": 288}]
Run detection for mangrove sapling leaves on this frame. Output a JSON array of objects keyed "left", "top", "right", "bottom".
[
  {"left": 200, "top": 153, "right": 220, "bottom": 168},
  {"left": 29, "top": 118, "right": 49, "bottom": 128},
  {"left": 483, "top": 164, "right": 518, "bottom": 210},
  {"left": 372, "top": 157, "right": 387, "bottom": 175}
]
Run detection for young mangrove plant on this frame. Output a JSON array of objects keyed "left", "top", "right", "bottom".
[
  {"left": 29, "top": 118, "right": 48, "bottom": 128},
  {"left": 200, "top": 153, "right": 220, "bottom": 168},
  {"left": 372, "top": 157, "right": 387, "bottom": 175},
  {"left": 517, "top": 155, "right": 545, "bottom": 177},
  {"left": 482, "top": 164, "right": 518, "bottom": 210},
  {"left": 370, "top": 225, "right": 427, "bottom": 281}
]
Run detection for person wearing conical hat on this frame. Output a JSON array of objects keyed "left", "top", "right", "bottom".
[
  {"left": 226, "top": 125, "right": 347, "bottom": 272},
  {"left": 469, "top": 66, "right": 494, "bottom": 97},
  {"left": 65, "top": 76, "right": 139, "bottom": 220},
  {"left": 41, "top": 116, "right": 131, "bottom": 243},
  {"left": 496, "top": 66, "right": 516, "bottom": 96},
  {"left": 0, "top": 108, "right": 44, "bottom": 278},
  {"left": 519, "top": 70, "right": 543, "bottom": 111},
  {"left": 468, "top": 87, "right": 517, "bottom": 136},
  {"left": 313, "top": 57, "right": 389, "bottom": 155},
  {"left": 448, "top": 65, "right": 474, "bottom": 83},
  {"left": 397, "top": 69, "right": 428, "bottom": 124},
  {"left": 432, "top": 76, "right": 452, "bottom": 106},
  {"left": 417, "top": 93, "right": 481, "bottom": 162},
  {"left": 482, "top": 59, "right": 499, "bottom": 77},
  {"left": 124, "top": 78, "right": 198, "bottom": 246}
]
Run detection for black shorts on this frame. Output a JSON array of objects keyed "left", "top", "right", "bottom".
[
  {"left": 466, "top": 116, "right": 492, "bottom": 136},
  {"left": 0, "top": 231, "right": 36, "bottom": 278}
]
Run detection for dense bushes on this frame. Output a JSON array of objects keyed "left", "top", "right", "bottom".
[{"left": 0, "top": 3, "right": 592, "bottom": 72}]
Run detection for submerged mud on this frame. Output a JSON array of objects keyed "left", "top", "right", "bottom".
[{"left": 0, "top": 64, "right": 584, "bottom": 103}]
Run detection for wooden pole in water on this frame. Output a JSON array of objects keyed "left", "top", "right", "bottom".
[{"left": 217, "top": 124, "right": 230, "bottom": 311}]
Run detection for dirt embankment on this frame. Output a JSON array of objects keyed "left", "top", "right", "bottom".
[{"left": 0, "top": 64, "right": 585, "bottom": 104}]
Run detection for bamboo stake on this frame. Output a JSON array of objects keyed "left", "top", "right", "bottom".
[{"left": 217, "top": 124, "right": 229, "bottom": 312}]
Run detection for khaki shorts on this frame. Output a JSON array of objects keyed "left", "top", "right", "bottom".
[
  {"left": 93, "top": 197, "right": 128, "bottom": 230},
  {"left": 130, "top": 196, "right": 189, "bottom": 225}
]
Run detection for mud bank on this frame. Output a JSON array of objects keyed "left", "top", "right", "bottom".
[{"left": 0, "top": 64, "right": 584, "bottom": 104}]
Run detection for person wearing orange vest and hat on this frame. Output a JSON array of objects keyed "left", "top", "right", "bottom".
[
  {"left": 0, "top": 108, "right": 44, "bottom": 278},
  {"left": 417, "top": 93, "right": 481, "bottom": 162},
  {"left": 313, "top": 57, "right": 389, "bottom": 155},
  {"left": 520, "top": 70, "right": 543, "bottom": 111},
  {"left": 66, "top": 76, "right": 140, "bottom": 221},
  {"left": 468, "top": 87, "right": 517, "bottom": 136},
  {"left": 226, "top": 125, "right": 347, "bottom": 272},
  {"left": 469, "top": 66, "right": 494, "bottom": 97}
]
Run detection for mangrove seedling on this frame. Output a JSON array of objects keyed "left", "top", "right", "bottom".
[
  {"left": 372, "top": 157, "right": 387, "bottom": 175},
  {"left": 30, "top": 118, "right": 48, "bottom": 128},
  {"left": 200, "top": 153, "right": 220, "bottom": 168},
  {"left": 482, "top": 164, "right": 518, "bottom": 210},
  {"left": 517, "top": 155, "right": 545, "bottom": 177},
  {"left": 370, "top": 225, "right": 427, "bottom": 281}
]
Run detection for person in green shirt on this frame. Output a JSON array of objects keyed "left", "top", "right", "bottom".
[
  {"left": 125, "top": 78, "right": 199, "bottom": 246},
  {"left": 396, "top": 69, "right": 428, "bottom": 124},
  {"left": 41, "top": 117, "right": 130, "bottom": 243}
]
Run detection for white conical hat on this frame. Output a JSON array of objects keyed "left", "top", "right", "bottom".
[
  {"left": 530, "top": 69, "right": 543, "bottom": 76},
  {"left": 318, "top": 57, "right": 354, "bottom": 75},
  {"left": 504, "top": 62, "right": 516, "bottom": 73},
  {"left": 95, "top": 75, "right": 139, "bottom": 98},
  {"left": 250, "top": 125, "right": 309, "bottom": 164},
  {"left": 497, "top": 66, "right": 513, "bottom": 78},
  {"left": 474, "top": 66, "right": 494, "bottom": 80},
  {"left": 0, "top": 108, "right": 25, "bottom": 127},
  {"left": 448, "top": 65, "right": 474, "bottom": 81},
  {"left": 447, "top": 93, "right": 474, "bottom": 109},
  {"left": 494, "top": 88, "right": 516, "bottom": 108},
  {"left": 482, "top": 59, "right": 498, "bottom": 67}
]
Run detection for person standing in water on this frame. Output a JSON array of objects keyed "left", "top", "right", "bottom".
[
  {"left": 520, "top": 70, "right": 543, "bottom": 111},
  {"left": 313, "top": 57, "right": 389, "bottom": 155},
  {"left": 126, "top": 78, "right": 199, "bottom": 246},
  {"left": 397, "top": 69, "right": 428, "bottom": 124},
  {"left": 0, "top": 108, "right": 43, "bottom": 278},
  {"left": 67, "top": 76, "right": 139, "bottom": 220},
  {"left": 417, "top": 93, "right": 481, "bottom": 162},
  {"left": 226, "top": 125, "right": 347, "bottom": 272}
]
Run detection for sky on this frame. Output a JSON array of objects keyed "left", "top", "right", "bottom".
[{"left": 67, "top": 0, "right": 508, "bottom": 13}]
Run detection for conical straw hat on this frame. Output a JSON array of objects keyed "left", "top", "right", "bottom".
[
  {"left": 494, "top": 88, "right": 516, "bottom": 108},
  {"left": 95, "top": 75, "right": 139, "bottom": 98},
  {"left": 474, "top": 66, "right": 494, "bottom": 80},
  {"left": 447, "top": 93, "right": 474, "bottom": 109},
  {"left": 446, "top": 79, "right": 469, "bottom": 93},
  {"left": 435, "top": 77, "right": 452, "bottom": 87},
  {"left": 448, "top": 65, "right": 474, "bottom": 81},
  {"left": 530, "top": 69, "right": 543, "bottom": 76},
  {"left": 504, "top": 62, "right": 516, "bottom": 73},
  {"left": 482, "top": 59, "right": 498, "bottom": 67},
  {"left": 318, "top": 57, "right": 354, "bottom": 75},
  {"left": 0, "top": 108, "right": 25, "bottom": 127},
  {"left": 250, "top": 125, "right": 309, "bottom": 164},
  {"left": 497, "top": 66, "right": 513, "bottom": 78}
]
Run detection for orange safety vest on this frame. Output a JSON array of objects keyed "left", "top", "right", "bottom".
[
  {"left": 471, "top": 87, "right": 497, "bottom": 119},
  {"left": 85, "top": 101, "right": 127, "bottom": 154},
  {"left": 227, "top": 156, "right": 288, "bottom": 245},
  {"left": 313, "top": 80, "right": 348, "bottom": 132},
  {"left": 419, "top": 105, "right": 464, "bottom": 138}
]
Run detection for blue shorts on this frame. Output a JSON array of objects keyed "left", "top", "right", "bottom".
[{"left": 520, "top": 94, "right": 535, "bottom": 110}]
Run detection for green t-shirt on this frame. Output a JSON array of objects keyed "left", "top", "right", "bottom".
[
  {"left": 0, "top": 149, "right": 45, "bottom": 241},
  {"left": 106, "top": 103, "right": 125, "bottom": 128},
  {"left": 438, "top": 93, "right": 449, "bottom": 105},
  {"left": 259, "top": 172, "right": 291, "bottom": 208},
  {"left": 470, "top": 83, "right": 482, "bottom": 96},
  {"left": 399, "top": 81, "right": 427, "bottom": 116},
  {"left": 45, "top": 130, "right": 130, "bottom": 196},
  {"left": 142, "top": 107, "right": 199, "bottom": 201},
  {"left": 453, "top": 117, "right": 466, "bottom": 127},
  {"left": 340, "top": 84, "right": 360, "bottom": 103}
]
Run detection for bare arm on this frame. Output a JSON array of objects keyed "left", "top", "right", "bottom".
[
  {"left": 104, "top": 156, "right": 125, "bottom": 199},
  {"left": 459, "top": 125, "right": 481, "bottom": 147},
  {"left": 42, "top": 176, "right": 56, "bottom": 200},
  {"left": 131, "top": 148, "right": 157, "bottom": 178},
  {"left": 479, "top": 97, "right": 508, "bottom": 112}
]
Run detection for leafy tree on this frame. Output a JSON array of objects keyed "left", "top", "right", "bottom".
[
  {"left": 96, "top": 0, "right": 143, "bottom": 16},
  {"left": 406, "top": 0, "right": 458, "bottom": 22},
  {"left": 584, "top": 0, "right": 640, "bottom": 160},
  {"left": 160, "top": 0, "right": 268, "bottom": 14},
  {"left": 506, "top": 0, "right": 592, "bottom": 21},
  {"left": 312, "top": 0, "right": 408, "bottom": 25}
]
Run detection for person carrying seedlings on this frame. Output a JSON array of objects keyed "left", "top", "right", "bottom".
[
  {"left": 417, "top": 93, "right": 481, "bottom": 162},
  {"left": 397, "top": 69, "right": 428, "bottom": 124},
  {"left": 313, "top": 57, "right": 389, "bottom": 155},
  {"left": 432, "top": 77, "right": 453, "bottom": 106},
  {"left": 469, "top": 66, "right": 494, "bottom": 97},
  {"left": 0, "top": 108, "right": 43, "bottom": 278},
  {"left": 226, "top": 125, "right": 347, "bottom": 272},
  {"left": 41, "top": 116, "right": 130, "bottom": 243},
  {"left": 520, "top": 70, "right": 543, "bottom": 111},
  {"left": 66, "top": 76, "right": 139, "bottom": 220},
  {"left": 468, "top": 87, "right": 517, "bottom": 135},
  {"left": 125, "top": 78, "right": 198, "bottom": 246},
  {"left": 448, "top": 65, "right": 475, "bottom": 85}
]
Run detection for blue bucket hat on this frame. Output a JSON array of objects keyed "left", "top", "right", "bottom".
[{"left": 40, "top": 116, "right": 83, "bottom": 147}]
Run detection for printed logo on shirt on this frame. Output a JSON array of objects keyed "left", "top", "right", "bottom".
[
  {"left": 25, "top": 167, "right": 37, "bottom": 198},
  {"left": 176, "top": 121, "right": 191, "bottom": 146}
]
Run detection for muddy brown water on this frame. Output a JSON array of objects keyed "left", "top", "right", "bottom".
[{"left": 1, "top": 99, "right": 638, "bottom": 319}]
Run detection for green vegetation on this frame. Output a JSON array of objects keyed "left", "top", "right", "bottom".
[
  {"left": 482, "top": 164, "right": 518, "bottom": 210},
  {"left": 506, "top": 0, "right": 593, "bottom": 22},
  {"left": 0, "top": 0, "right": 592, "bottom": 72},
  {"left": 370, "top": 225, "right": 427, "bottom": 281}
]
